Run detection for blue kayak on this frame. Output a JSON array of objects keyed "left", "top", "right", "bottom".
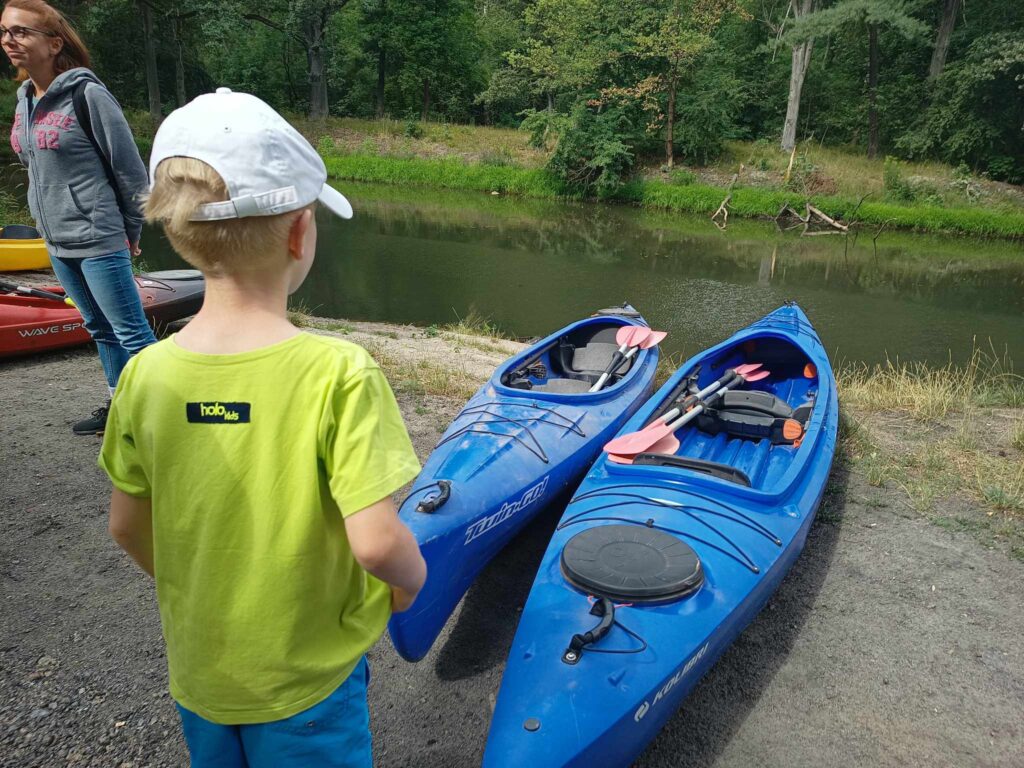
[
  {"left": 484, "top": 303, "right": 838, "bottom": 767},
  {"left": 389, "top": 307, "right": 661, "bottom": 662}
]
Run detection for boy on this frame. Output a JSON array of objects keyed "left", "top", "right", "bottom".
[{"left": 98, "top": 88, "right": 427, "bottom": 768}]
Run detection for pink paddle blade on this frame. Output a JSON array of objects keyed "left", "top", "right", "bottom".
[
  {"left": 616, "top": 325, "right": 651, "bottom": 348},
  {"left": 734, "top": 362, "right": 762, "bottom": 375},
  {"left": 603, "top": 419, "right": 675, "bottom": 456},
  {"left": 606, "top": 452, "right": 635, "bottom": 464},
  {"left": 607, "top": 432, "right": 679, "bottom": 464},
  {"left": 740, "top": 369, "right": 770, "bottom": 382},
  {"left": 647, "top": 434, "right": 680, "bottom": 454},
  {"left": 639, "top": 330, "right": 667, "bottom": 349}
]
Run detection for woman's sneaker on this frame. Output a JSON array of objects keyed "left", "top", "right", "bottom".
[{"left": 73, "top": 402, "right": 110, "bottom": 435}]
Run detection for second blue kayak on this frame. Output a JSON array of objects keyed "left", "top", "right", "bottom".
[
  {"left": 484, "top": 303, "right": 839, "bottom": 767},
  {"left": 389, "top": 306, "right": 660, "bottom": 662}
]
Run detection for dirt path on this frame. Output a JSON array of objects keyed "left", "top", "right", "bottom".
[{"left": 2, "top": 329, "right": 1022, "bottom": 768}]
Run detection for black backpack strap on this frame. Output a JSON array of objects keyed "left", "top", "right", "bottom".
[{"left": 72, "top": 82, "right": 124, "bottom": 211}]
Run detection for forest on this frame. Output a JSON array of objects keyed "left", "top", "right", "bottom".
[{"left": 10, "top": 1, "right": 1024, "bottom": 205}]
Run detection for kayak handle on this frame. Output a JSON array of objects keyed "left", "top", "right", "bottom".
[
  {"left": 562, "top": 597, "right": 615, "bottom": 665},
  {"left": 415, "top": 480, "right": 451, "bottom": 514}
]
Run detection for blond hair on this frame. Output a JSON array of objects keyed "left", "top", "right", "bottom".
[{"left": 145, "top": 157, "right": 308, "bottom": 276}]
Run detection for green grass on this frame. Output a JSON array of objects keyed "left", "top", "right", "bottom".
[
  {"left": 325, "top": 152, "right": 1024, "bottom": 238},
  {"left": 442, "top": 306, "right": 512, "bottom": 340},
  {"left": 838, "top": 349, "right": 1024, "bottom": 532},
  {"left": 324, "top": 154, "right": 566, "bottom": 198}
]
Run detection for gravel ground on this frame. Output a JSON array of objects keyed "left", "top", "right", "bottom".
[{"left": 2, "top": 337, "right": 1022, "bottom": 768}]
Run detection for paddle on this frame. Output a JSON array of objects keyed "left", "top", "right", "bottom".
[
  {"left": 588, "top": 325, "right": 652, "bottom": 392},
  {"left": 632, "top": 363, "right": 764, "bottom": 434},
  {"left": 589, "top": 329, "right": 667, "bottom": 393},
  {"left": 0, "top": 278, "right": 76, "bottom": 307},
  {"left": 603, "top": 367, "right": 771, "bottom": 458}
]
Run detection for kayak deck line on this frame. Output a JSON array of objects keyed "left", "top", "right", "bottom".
[
  {"left": 556, "top": 499, "right": 763, "bottom": 574},
  {"left": 460, "top": 400, "right": 588, "bottom": 435},
  {"left": 436, "top": 400, "right": 590, "bottom": 464},
  {"left": 565, "top": 488, "right": 783, "bottom": 545}
]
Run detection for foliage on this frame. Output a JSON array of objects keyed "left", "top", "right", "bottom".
[
  {"left": 7, "top": 0, "right": 1015, "bottom": 194},
  {"left": 896, "top": 32, "right": 1024, "bottom": 183},
  {"left": 546, "top": 101, "right": 636, "bottom": 197}
]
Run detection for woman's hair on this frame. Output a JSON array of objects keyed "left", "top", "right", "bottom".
[
  {"left": 145, "top": 157, "right": 309, "bottom": 276},
  {"left": 3, "top": 0, "right": 90, "bottom": 78}
]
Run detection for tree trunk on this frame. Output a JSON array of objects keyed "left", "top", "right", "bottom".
[
  {"left": 172, "top": 16, "right": 186, "bottom": 107},
  {"left": 928, "top": 0, "right": 961, "bottom": 80},
  {"left": 421, "top": 78, "right": 430, "bottom": 121},
  {"left": 665, "top": 76, "right": 676, "bottom": 168},
  {"left": 376, "top": 47, "right": 386, "bottom": 118},
  {"left": 138, "top": 1, "right": 161, "bottom": 123},
  {"left": 867, "top": 22, "right": 879, "bottom": 159},
  {"left": 303, "top": 17, "right": 328, "bottom": 119},
  {"left": 780, "top": 0, "right": 816, "bottom": 152}
]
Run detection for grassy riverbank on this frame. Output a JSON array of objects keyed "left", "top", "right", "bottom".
[
  {"left": 321, "top": 150, "right": 1024, "bottom": 239},
  {"left": 298, "top": 115, "right": 1024, "bottom": 239},
  {"left": 837, "top": 349, "right": 1024, "bottom": 558}
]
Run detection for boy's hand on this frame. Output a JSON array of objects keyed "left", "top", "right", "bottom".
[{"left": 391, "top": 585, "right": 418, "bottom": 613}]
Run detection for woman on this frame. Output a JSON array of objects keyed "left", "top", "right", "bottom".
[{"left": 3, "top": 0, "right": 155, "bottom": 434}]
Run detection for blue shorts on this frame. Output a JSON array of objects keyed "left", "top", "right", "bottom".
[{"left": 175, "top": 657, "right": 372, "bottom": 768}]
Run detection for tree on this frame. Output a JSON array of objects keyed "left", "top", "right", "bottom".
[
  {"left": 629, "top": 0, "right": 746, "bottom": 167},
  {"left": 928, "top": 0, "right": 961, "bottom": 80},
  {"left": 137, "top": 0, "right": 162, "bottom": 121},
  {"left": 780, "top": 0, "right": 817, "bottom": 151},
  {"left": 389, "top": 0, "right": 482, "bottom": 121},
  {"left": 788, "top": 0, "right": 927, "bottom": 157},
  {"left": 244, "top": 1, "right": 352, "bottom": 119},
  {"left": 898, "top": 31, "right": 1024, "bottom": 181}
]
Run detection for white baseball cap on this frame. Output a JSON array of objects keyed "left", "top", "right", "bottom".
[{"left": 149, "top": 87, "right": 353, "bottom": 222}]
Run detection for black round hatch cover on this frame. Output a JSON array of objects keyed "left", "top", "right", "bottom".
[{"left": 561, "top": 525, "right": 704, "bottom": 603}]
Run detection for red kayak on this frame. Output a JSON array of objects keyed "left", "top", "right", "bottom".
[{"left": 0, "top": 269, "right": 205, "bottom": 359}]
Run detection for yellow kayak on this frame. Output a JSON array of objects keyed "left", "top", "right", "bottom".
[{"left": 0, "top": 225, "right": 50, "bottom": 271}]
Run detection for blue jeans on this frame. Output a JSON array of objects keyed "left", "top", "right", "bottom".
[
  {"left": 175, "top": 657, "right": 373, "bottom": 768},
  {"left": 49, "top": 249, "right": 157, "bottom": 390}
]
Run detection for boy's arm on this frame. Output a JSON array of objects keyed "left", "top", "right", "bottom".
[
  {"left": 108, "top": 488, "right": 154, "bottom": 578},
  {"left": 344, "top": 496, "right": 426, "bottom": 613}
]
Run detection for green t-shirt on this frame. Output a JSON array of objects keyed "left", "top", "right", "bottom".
[{"left": 98, "top": 332, "right": 421, "bottom": 724}]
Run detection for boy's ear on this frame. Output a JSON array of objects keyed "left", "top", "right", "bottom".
[{"left": 287, "top": 209, "right": 314, "bottom": 261}]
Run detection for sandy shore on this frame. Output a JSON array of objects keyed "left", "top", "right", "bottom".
[{"left": 2, "top": 306, "right": 1022, "bottom": 767}]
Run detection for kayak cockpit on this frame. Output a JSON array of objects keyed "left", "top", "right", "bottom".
[
  {"left": 496, "top": 319, "right": 644, "bottom": 396},
  {"left": 610, "top": 332, "right": 825, "bottom": 497}
]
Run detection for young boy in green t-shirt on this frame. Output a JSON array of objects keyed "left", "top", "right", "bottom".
[{"left": 98, "top": 88, "right": 427, "bottom": 768}]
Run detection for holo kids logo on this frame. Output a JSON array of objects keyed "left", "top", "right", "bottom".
[{"left": 186, "top": 402, "right": 251, "bottom": 424}]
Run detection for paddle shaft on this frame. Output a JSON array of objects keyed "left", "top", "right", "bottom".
[
  {"left": 589, "top": 326, "right": 651, "bottom": 392},
  {"left": 0, "top": 279, "right": 70, "bottom": 304},
  {"left": 589, "top": 343, "right": 645, "bottom": 392},
  {"left": 662, "top": 381, "right": 739, "bottom": 432},
  {"left": 648, "top": 371, "right": 740, "bottom": 427}
]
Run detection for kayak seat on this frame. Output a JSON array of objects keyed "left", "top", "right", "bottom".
[
  {"left": 530, "top": 378, "right": 593, "bottom": 394},
  {"left": 1, "top": 224, "right": 41, "bottom": 240},
  {"left": 501, "top": 322, "right": 640, "bottom": 392},
  {"left": 556, "top": 326, "right": 635, "bottom": 386},
  {"left": 696, "top": 390, "right": 814, "bottom": 445},
  {"left": 571, "top": 343, "right": 621, "bottom": 373}
]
